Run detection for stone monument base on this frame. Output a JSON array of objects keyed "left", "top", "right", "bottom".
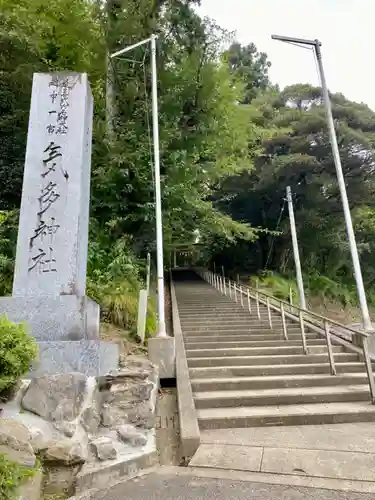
[
  {"left": 0, "top": 295, "right": 100, "bottom": 341},
  {"left": 30, "top": 340, "right": 119, "bottom": 377},
  {"left": 0, "top": 295, "right": 119, "bottom": 376}
]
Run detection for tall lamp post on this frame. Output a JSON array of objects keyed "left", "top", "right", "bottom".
[
  {"left": 111, "top": 35, "right": 167, "bottom": 337},
  {"left": 271, "top": 34, "right": 372, "bottom": 332}
]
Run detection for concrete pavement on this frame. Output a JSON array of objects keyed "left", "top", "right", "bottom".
[
  {"left": 190, "top": 423, "right": 375, "bottom": 485},
  {"left": 78, "top": 467, "right": 375, "bottom": 500}
]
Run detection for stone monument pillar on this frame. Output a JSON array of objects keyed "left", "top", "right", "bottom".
[{"left": 0, "top": 73, "right": 118, "bottom": 376}]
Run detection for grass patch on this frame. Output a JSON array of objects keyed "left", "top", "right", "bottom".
[
  {"left": 0, "top": 454, "right": 35, "bottom": 500},
  {"left": 88, "top": 278, "right": 157, "bottom": 337}
]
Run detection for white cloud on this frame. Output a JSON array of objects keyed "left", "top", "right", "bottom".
[{"left": 198, "top": 0, "right": 375, "bottom": 109}]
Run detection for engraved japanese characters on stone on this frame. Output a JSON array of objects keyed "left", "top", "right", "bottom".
[{"left": 28, "top": 75, "right": 74, "bottom": 274}]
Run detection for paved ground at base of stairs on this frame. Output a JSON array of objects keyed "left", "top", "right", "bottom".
[{"left": 86, "top": 470, "right": 375, "bottom": 500}]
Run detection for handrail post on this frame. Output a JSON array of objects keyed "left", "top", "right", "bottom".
[
  {"left": 247, "top": 288, "right": 251, "bottom": 314},
  {"left": 281, "top": 302, "right": 288, "bottom": 340},
  {"left": 266, "top": 297, "right": 272, "bottom": 329},
  {"left": 240, "top": 286, "right": 244, "bottom": 307},
  {"left": 223, "top": 277, "right": 227, "bottom": 295},
  {"left": 361, "top": 336, "right": 375, "bottom": 404},
  {"left": 234, "top": 283, "right": 238, "bottom": 303},
  {"left": 220, "top": 276, "right": 223, "bottom": 294},
  {"left": 256, "top": 290, "right": 260, "bottom": 320},
  {"left": 229, "top": 280, "right": 232, "bottom": 299},
  {"left": 299, "top": 310, "right": 308, "bottom": 354},
  {"left": 324, "top": 320, "right": 336, "bottom": 375}
]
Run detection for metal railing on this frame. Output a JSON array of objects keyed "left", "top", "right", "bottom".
[{"left": 197, "top": 268, "right": 375, "bottom": 404}]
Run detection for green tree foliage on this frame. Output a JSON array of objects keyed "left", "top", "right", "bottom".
[
  {"left": 96, "top": 1, "right": 256, "bottom": 255},
  {"left": 0, "top": 0, "right": 105, "bottom": 210},
  {"left": 219, "top": 83, "right": 375, "bottom": 300},
  {"left": 224, "top": 42, "right": 271, "bottom": 104},
  {"left": 0, "top": 0, "right": 262, "bottom": 329},
  {"left": 5, "top": 0, "right": 373, "bottom": 313}
]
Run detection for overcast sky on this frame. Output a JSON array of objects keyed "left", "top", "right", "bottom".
[{"left": 198, "top": 0, "right": 374, "bottom": 109}]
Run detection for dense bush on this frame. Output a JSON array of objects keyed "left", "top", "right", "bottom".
[
  {"left": 252, "top": 271, "right": 358, "bottom": 309},
  {"left": 0, "top": 315, "right": 37, "bottom": 394},
  {"left": 0, "top": 453, "right": 35, "bottom": 500},
  {"left": 87, "top": 235, "right": 157, "bottom": 335}
]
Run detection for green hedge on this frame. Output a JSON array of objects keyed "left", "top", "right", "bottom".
[{"left": 0, "top": 314, "right": 37, "bottom": 394}]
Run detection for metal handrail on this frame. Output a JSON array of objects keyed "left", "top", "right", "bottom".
[
  {"left": 197, "top": 268, "right": 375, "bottom": 404},
  {"left": 243, "top": 279, "right": 368, "bottom": 339}
]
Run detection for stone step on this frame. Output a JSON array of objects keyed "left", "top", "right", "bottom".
[
  {"left": 181, "top": 326, "right": 302, "bottom": 334},
  {"left": 187, "top": 352, "right": 358, "bottom": 367},
  {"left": 189, "top": 362, "right": 368, "bottom": 378},
  {"left": 178, "top": 306, "right": 269, "bottom": 311},
  {"left": 177, "top": 299, "right": 238, "bottom": 304},
  {"left": 178, "top": 306, "right": 255, "bottom": 312},
  {"left": 180, "top": 319, "right": 293, "bottom": 327},
  {"left": 197, "top": 402, "right": 375, "bottom": 429},
  {"left": 180, "top": 312, "right": 285, "bottom": 318},
  {"left": 180, "top": 316, "right": 282, "bottom": 323},
  {"left": 186, "top": 345, "right": 344, "bottom": 358},
  {"left": 182, "top": 327, "right": 304, "bottom": 335},
  {"left": 184, "top": 339, "right": 326, "bottom": 349},
  {"left": 184, "top": 333, "right": 319, "bottom": 342},
  {"left": 191, "top": 372, "right": 370, "bottom": 392},
  {"left": 194, "top": 384, "right": 370, "bottom": 409},
  {"left": 182, "top": 323, "right": 303, "bottom": 329},
  {"left": 75, "top": 450, "right": 158, "bottom": 494},
  {"left": 178, "top": 304, "right": 272, "bottom": 310}
]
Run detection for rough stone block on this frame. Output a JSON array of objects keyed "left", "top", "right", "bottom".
[
  {"left": 0, "top": 295, "right": 99, "bottom": 341},
  {"left": 117, "top": 424, "right": 147, "bottom": 447},
  {"left": 90, "top": 437, "right": 117, "bottom": 461},
  {"left": 22, "top": 373, "right": 87, "bottom": 422},
  {"left": 0, "top": 432, "right": 36, "bottom": 468}
]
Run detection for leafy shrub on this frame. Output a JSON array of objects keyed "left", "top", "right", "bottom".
[
  {"left": 87, "top": 233, "right": 156, "bottom": 336},
  {"left": 251, "top": 271, "right": 357, "bottom": 308},
  {"left": 250, "top": 273, "right": 297, "bottom": 302},
  {"left": 306, "top": 273, "right": 355, "bottom": 306},
  {"left": 0, "top": 453, "right": 35, "bottom": 500},
  {"left": 0, "top": 315, "right": 38, "bottom": 394}
]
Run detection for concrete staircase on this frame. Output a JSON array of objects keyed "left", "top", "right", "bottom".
[{"left": 173, "top": 270, "right": 375, "bottom": 430}]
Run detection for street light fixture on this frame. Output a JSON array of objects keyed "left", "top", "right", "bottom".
[
  {"left": 111, "top": 35, "right": 167, "bottom": 337},
  {"left": 272, "top": 34, "right": 372, "bottom": 331}
]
